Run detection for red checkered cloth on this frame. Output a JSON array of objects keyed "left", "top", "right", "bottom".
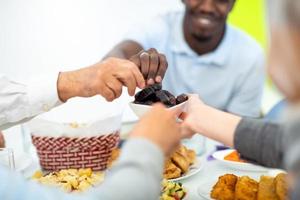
[{"left": 31, "top": 132, "right": 120, "bottom": 171}]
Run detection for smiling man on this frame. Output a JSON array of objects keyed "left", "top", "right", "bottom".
[{"left": 106, "top": 0, "right": 265, "bottom": 119}]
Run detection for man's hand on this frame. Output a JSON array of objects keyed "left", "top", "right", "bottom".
[
  {"left": 130, "top": 48, "right": 168, "bottom": 85},
  {"left": 0, "top": 132, "right": 5, "bottom": 148},
  {"left": 57, "top": 57, "right": 145, "bottom": 102},
  {"left": 130, "top": 104, "right": 181, "bottom": 156}
]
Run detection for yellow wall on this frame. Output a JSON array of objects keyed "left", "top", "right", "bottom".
[
  {"left": 228, "top": 0, "right": 267, "bottom": 48},
  {"left": 228, "top": 1, "right": 281, "bottom": 108}
]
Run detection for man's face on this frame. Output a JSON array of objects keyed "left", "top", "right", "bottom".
[{"left": 182, "top": 0, "right": 235, "bottom": 41}]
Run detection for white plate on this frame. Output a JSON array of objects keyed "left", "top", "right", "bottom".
[
  {"left": 197, "top": 179, "right": 214, "bottom": 200},
  {"left": 197, "top": 169, "right": 287, "bottom": 200},
  {"left": 168, "top": 157, "right": 203, "bottom": 182},
  {"left": 212, "top": 149, "right": 269, "bottom": 172}
]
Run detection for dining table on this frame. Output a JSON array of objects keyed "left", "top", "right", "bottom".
[{"left": 4, "top": 122, "right": 281, "bottom": 200}]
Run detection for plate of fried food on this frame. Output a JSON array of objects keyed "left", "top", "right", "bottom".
[
  {"left": 31, "top": 168, "right": 105, "bottom": 192},
  {"left": 197, "top": 172, "right": 289, "bottom": 200},
  {"left": 164, "top": 145, "right": 203, "bottom": 182},
  {"left": 212, "top": 149, "right": 269, "bottom": 172},
  {"left": 108, "top": 145, "right": 202, "bottom": 182}
]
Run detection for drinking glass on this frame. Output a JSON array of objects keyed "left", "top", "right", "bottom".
[{"left": 0, "top": 148, "right": 15, "bottom": 170}]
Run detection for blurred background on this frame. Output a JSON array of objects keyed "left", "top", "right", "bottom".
[{"left": 0, "top": 0, "right": 282, "bottom": 150}]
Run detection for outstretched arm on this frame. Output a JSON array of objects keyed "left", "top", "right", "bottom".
[
  {"left": 0, "top": 58, "right": 145, "bottom": 130},
  {"left": 181, "top": 95, "right": 285, "bottom": 168}
]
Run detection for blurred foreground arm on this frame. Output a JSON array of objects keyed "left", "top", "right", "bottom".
[
  {"left": 0, "top": 105, "right": 183, "bottom": 200},
  {"left": 181, "top": 95, "right": 284, "bottom": 168},
  {"left": 181, "top": 95, "right": 241, "bottom": 147}
]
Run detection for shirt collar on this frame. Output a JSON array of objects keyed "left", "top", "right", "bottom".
[{"left": 170, "top": 14, "right": 233, "bottom": 67}]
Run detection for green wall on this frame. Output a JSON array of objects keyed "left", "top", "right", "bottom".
[{"left": 228, "top": 0, "right": 267, "bottom": 48}]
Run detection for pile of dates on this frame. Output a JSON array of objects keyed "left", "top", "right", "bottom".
[{"left": 134, "top": 84, "right": 188, "bottom": 107}]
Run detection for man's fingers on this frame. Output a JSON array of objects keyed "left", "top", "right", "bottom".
[
  {"left": 140, "top": 52, "right": 150, "bottom": 79},
  {"left": 129, "top": 62, "right": 146, "bottom": 89},
  {"left": 106, "top": 78, "right": 123, "bottom": 99},
  {"left": 129, "top": 55, "right": 141, "bottom": 69},
  {"left": 118, "top": 70, "right": 137, "bottom": 96},
  {"left": 147, "top": 53, "right": 159, "bottom": 85},
  {"left": 101, "top": 87, "right": 116, "bottom": 102},
  {"left": 147, "top": 48, "right": 158, "bottom": 54},
  {"left": 156, "top": 54, "right": 168, "bottom": 83}
]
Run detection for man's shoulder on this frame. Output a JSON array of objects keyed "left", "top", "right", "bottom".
[
  {"left": 227, "top": 25, "right": 263, "bottom": 55},
  {"left": 227, "top": 25, "right": 264, "bottom": 64}
]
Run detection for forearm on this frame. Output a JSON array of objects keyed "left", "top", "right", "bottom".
[
  {"left": 103, "top": 47, "right": 128, "bottom": 60},
  {"left": 234, "top": 118, "right": 284, "bottom": 168},
  {"left": 103, "top": 40, "right": 144, "bottom": 60},
  {"left": 192, "top": 104, "right": 285, "bottom": 168},
  {"left": 95, "top": 138, "right": 164, "bottom": 200},
  {"left": 0, "top": 73, "right": 62, "bottom": 130},
  {"left": 191, "top": 105, "right": 241, "bottom": 147},
  {"left": 57, "top": 70, "right": 88, "bottom": 102}
]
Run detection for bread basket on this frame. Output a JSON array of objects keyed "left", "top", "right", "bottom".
[{"left": 28, "top": 97, "right": 123, "bottom": 171}]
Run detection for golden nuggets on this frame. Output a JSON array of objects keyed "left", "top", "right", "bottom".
[
  {"left": 211, "top": 174, "right": 238, "bottom": 200},
  {"left": 275, "top": 173, "right": 289, "bottom": 200},
  {"left": 235, "top": 176, "right": 258, "bottom": 200},
  {"left": 257, "top": 176, "right": 278, "bottom": 200},
  {"left": 211, "top": 173, "right": 289, "bottom": 200}
]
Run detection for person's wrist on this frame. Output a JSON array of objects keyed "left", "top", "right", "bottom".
[
  {"left": 189, "top": 104, "right": 211, "bottom": 133},
  {"left": 57, "top": 71, "right": 79, "bottom": 102}
]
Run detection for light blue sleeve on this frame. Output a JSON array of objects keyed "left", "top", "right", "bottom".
[
  {"left": 123, "top": 14, "right": 170, "bottom": 51},
  {"left": 92, "top": 138, "right": 164, "bottom": 200},
  {"left": 0, "top": 138, "right": 164, "bottom": 200},
  {"left": 226, "top": 52, "right": 265, "bottom": 118}
]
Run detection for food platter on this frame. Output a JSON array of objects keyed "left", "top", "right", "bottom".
[
  {"left": 197, "top": 172, "right": 288, "bottom": 200},
  {"left": 168, "top": 157, "right": 203, "bottom": 182},
  {"left": 212, "top": 149, "right": 269, "bottom": 172}
]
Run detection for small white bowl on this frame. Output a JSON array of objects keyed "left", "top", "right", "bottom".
[{"left": 129, "top": 101, "right": 188, "bottom": 118}]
